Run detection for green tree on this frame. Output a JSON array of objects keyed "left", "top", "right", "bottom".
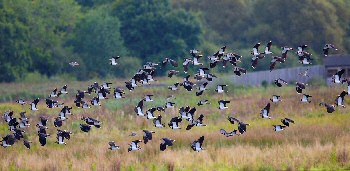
[
  {"left": 67, "top": 6, "right": 127, "bottom": 78},
  {"left": 113, "top": 0, "right": 202, "bottom": 62},
  {"left": 0, "top": 0, "right": 81, "bottom": 82}
]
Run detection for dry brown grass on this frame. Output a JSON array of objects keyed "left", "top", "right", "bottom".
[{"left": 0, "top": 80, "right": 350, "bottom": 170}]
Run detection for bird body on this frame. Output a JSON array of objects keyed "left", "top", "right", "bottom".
[{"left": 191, "top": 136, "right": 204, "bottom": 152}]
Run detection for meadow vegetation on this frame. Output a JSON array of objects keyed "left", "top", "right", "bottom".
[{"left": 0, "top": 78, "right": 350, "bottom": 170}]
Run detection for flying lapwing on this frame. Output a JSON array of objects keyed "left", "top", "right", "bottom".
[
  {"left": 160, "top": 138, "right": 175, "bottom": 151},
  {"left": 128, "top": 140, "right": 142, "bottom": 152},
  {"left": 142, "top": 130, "right": 155, "bottom": 144},
  {"left": 260, "top": 103, "right": 271, "bottom": 119},
  {"left": 191, "top": 136, "right": 205, "bottom": 152}
]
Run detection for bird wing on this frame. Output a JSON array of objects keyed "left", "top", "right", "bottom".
[{"left": 228, "top": 116, "right": 240, "bottom": 124}]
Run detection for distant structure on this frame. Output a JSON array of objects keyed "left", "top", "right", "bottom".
[
  {"left": 229, "top": 54, "right": 350, "bottom": 86},
  {"left": 324, "top": 54, "right": 350, "bottom": 79}
]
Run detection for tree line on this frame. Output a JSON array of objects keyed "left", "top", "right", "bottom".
[{"left": 1, "top": 0, "right": 350, "bottom": 82}]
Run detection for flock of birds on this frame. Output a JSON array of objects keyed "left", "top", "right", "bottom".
[{"left": 1, "top": 41, "right": 347, "bottom": 153}]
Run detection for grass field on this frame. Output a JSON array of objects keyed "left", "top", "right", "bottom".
[{"left": 0, "top": 77, "right": 350, "bottom": 171}]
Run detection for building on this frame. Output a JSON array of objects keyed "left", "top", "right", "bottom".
[
  {"left": 324, "top": 54, "right": 350, "bottom": 79},
  {"left": 229, "top": 54, "right": 350, "bottom": 86}
]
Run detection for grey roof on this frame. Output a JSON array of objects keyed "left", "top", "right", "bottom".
[{"left": 324, "top": 54, "right": 350, "bottom": 67}]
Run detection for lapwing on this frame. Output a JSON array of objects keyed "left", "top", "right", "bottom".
[
  {"left": 129, "top": 132, "right": 137, "bottom": 137},
  {"left": 179, "top": 106, "right": 196, "bottom": 121},
  {"left": 260, "top": 103, "right": 271, "bottom": 119},
  {"left": 160, "top": 138, "right": 175, "bottom": 151},
  {"left": 49, "top": 88, "right": 61, "bottom": 98},
  {"left": 134, "top": 99, "right": 145, "bottom": 116},
  {"left": 296, "top": 82, "right": 307, "bottom": 94},
  {"left": 8, "top": 118, "right": 19, "bottom": 131},
  {"left": 193, "top": 55, "right": 203, "bottom": 65},
  {"left": 299, "top": 69, "right": 310, "bottom": 77},
  {"left": 143, "top": 130, "right": 155, "bottom": 144},
  {"left": 208, "top": 55, "right": 220, "bottom": 68},
  {"left": 223, "top": 53, "right": 241, "bottom": 68},
  {"left": 56, "top": 130, "right": 69, "bottom": 145},
  {"left": 144, "top": 95, "right": 154, "bottom": 102},
  {"left": 183, "top": 58, "right": 192, "bottom": 73},
  {"left": 161, "top": 58, "right": 178, "bottom": 68},
  {"left": 191, "top": 136, "right": 204, "bottom": 152},
  {"left": 81, "top": 101, "right": 90, "bottom": 109},
  {"left": 36, "top": 124, "right": 48, "bottom": 134},
  {"left": 273, "top": 125, "right": 286, "bottom": 132},
  {"left": 233, "top": 67, "right": 247, "bottom": 76},
  {"left": 335, "top": 91, "right": 347, "bottom": 108},
  {"left": 198, "top": 68, "right": 209, "bottom": 78},
  {"left": 1, "top": 134, "right": 15, "bottom": 148},
  {"left": 218, "top": 100, "right": 230, "bottom": 110},
  {"left": 319, "top": 103, "right": 335, "bottom": 113},
  {"left": 114, "top": 87, "right": 125, "bottom": 99},
  {"left": 220, "top": 129, "right": 239, "bottom": 137},
  {"left": 186, "top": 114, "right": 206, "bottom": 130},
  {"left": 97, "top": 88, "right": 108, "bottom": 100},
  {"left": 215, "top": 85, "right": 227, "bottom": 93},
  {"left": 125, "top": 81, "right": 135, "bottom": 91},
  {"left": 217, "top": 45, "right": 227, "bottom": 57},
  {"left": 128, "top": 140, "right": 142, "bottom": 152},
  {"left": 156, "top": 106, "right": 165, "bottom": 112},
  {"left": 281, "top": 118, "right": 295, "bottom": 127},
  {"left": 54, "top": 117, "right": 63, "bottom": 127},
  {"left": 3, "top": 111, "right": 13, "bottom": 123},
  {"left": 24, "top": 140, "right": 32, "bottom": 149},
  {"left": 108, "top": 141, "right": 120, "bottom": 150},
  {"left": 80, "top": 124, "right": 91, "bottom": 133},
  {"left": 38, "top": 116, "right": 48, "bottom": 127},
  {"left": 168, "top": 70, "right": 179, "bottom": 78},
  {"left": 38, "top": 132, "right": 50, "bottom": 146},
  {"left": 323, "top": 44, "right": 337, "bottom": 56},
  {"left": 69, "top": 61, "right": 79, "bottom": 67},
  {"left": 91, "top": 97, "right": 101, "bottom": 106},
  {"left": 197, "top": 100, "right": 210, "bottom": 106},
  {"left": 274, "top": 78, "right": 288, "bottom": 87},
  {"left": 30, "top": 98, "right": 40, "bottom": 111},
  {"left": 270, "top": 56, "right": 285, "bottom": 71},
  {"left": 12, "top": 128, "right": 25, "bottom": 140},
  {"left": 165, "top": 101, "right": 175, "bottom": 108},
  {"left": 281, "top": 46, "right": 293, "bottom": 61},
  {"left": 264, "top": 41, "right": 273, "bottom": 55},
  {"left": 301, "top": 94, "right": 312, "bottom": 103},
  {"left": 81, "top": 117, "right": 102, "bottom": 128},
  {"left": 102, "top": 82, "right": 112, "bottom": 89},
  {"left": 168, "top": 117, "right": 182, "bottom": 130},
  {"left": 270, "top": 95, "right": 282, "bottom": 103},
  {"left": 190, "top": 49, "right": 201, "bottom": 58},
  {"left": 205, "top": 73, "right": 217, "bottom": 82},
  {"left": 168, "top": 82, "right": 180, "bottom": 91},
  {"left": 109, "top": 56, "right": 120, "bottom": 65},
  {"left": 196, "top": 82, "right": 208, "bottom": 96},
  {"left": 251, "top": 42, "right": 265, "bottom": 69},
  {"left": 45, "top": 98, "right": 59, "bottom": 108},
  {"left": 333, "top": 69, "right": 345, "bottom": 84},
  {"left": 153, "top": 115, "right": 165, "bottom": 128},
  {"left": 16, "top": 99, "right": 26, "bottom": 105},
  {"left": 60, "top": 85, "right": 68, "bottom": 94},
  {"left": 146, "top": 108, "right": 157, "bottom": 120},
  {"left": 182, "top": 80, "right": 195, "bottom": 91},
  {"left": 227, "top": 117, "right": 249, "bottom": 134}
]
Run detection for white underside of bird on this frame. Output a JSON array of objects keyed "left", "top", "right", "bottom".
[{"left": 219, "top": 103, "right": 228, "bottom": 110}]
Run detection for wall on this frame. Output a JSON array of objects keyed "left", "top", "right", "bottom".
[{"left": 229, "top": 65, "right": 326, "bottom": 86}]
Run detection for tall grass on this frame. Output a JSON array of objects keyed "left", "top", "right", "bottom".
[{"left": 0, "top": 79, "right": 349, "bottom": 170}]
